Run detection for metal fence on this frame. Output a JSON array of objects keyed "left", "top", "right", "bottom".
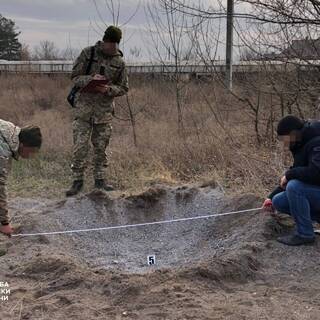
[{"left": 0, "top": 60, "right": 319, "bottom": 75}]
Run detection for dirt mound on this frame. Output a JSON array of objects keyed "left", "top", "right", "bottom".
[
  {"left": 126, "top": 187, "right": 167, "bottom": 208},
  {"left": 183, "top": 244, "right": 261, "bottom": 284},
  {"left": 18, "top": 255, "right": 82, "bottom": 280}
]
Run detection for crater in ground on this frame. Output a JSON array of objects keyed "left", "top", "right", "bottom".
[
  {"left": 2, "top": 184, "right": 320, "bottom": 320},
  {"left": 9, "top": 184, "right": 259, "bottom": 273}
]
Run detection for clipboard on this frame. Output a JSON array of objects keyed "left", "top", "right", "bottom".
[{"left": 81, "top": 79, "right": 111, "bottom": 93}]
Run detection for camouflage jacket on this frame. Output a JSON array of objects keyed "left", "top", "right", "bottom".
[
  {"left": 0, "top": 119, "right": 20, "bottom": 161},
  {"left": 0, "top": 119, "right": 21, "bottom": 225},
  {"left": 71, "top": 41, "right": 129, "bottom": 113}
]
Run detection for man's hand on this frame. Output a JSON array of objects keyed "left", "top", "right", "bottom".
[
  {"left": 94, "top": 85, "right": 111, "bottom": 94},
  {"left": 280, "top": 175, "right": 288, "bottom": 189},
  {"left": 0, "top": 224, "right": 14, "bottom": 237},
  {"left": 93, "top": 74, "right": 106, "bottom": 81},
  {"left": 263, "top": 198, "right": 274, "bottom": 212}
]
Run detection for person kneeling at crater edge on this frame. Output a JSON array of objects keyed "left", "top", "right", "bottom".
[
  {"left": 263, "top": 115, "right": 320, "bottom": 246},
  {"left": 0, "top": 119, "right": 42, "bottom": 237}
]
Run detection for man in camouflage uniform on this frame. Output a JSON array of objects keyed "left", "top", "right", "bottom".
[
  {"left": 66, "top": 26, "right": 129, "bottom": 196},
  {"left": 0, "top": 119, "right": 42, "bottom": 236}
]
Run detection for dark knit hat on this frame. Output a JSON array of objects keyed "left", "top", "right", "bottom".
[
  {"left": 277, "top": 115, "right": 304, "bottom": 136},
  {"left": 103, "top": 26, "right": 122, "bottom": 43},
  {"left": 19, "top": 125, "right": 42, "bottom": 148}
]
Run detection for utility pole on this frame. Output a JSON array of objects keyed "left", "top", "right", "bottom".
[{"left": 225, "top": 0, "right": 234, "bottom": 91}]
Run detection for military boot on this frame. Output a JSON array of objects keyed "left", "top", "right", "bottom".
[
  {"left": 66, "top": 180, "right": 83, "bottom": 197},
  {"left": 94, "top": 179, "right": 114, "bottom": 191}
]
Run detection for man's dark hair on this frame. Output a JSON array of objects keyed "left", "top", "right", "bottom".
[
  {"left": 277, "top": 115, "right": 305, "bottom": 136},
  {"left": 19, "top": 126, "right": 42, "bottom": 148}
]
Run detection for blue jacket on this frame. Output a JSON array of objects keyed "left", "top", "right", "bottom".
[{"left": 269, "top": 120, "right": 320, "bottom": 199}]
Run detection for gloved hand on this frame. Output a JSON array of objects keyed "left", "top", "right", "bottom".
[
  {"left": 0, "top": 224, "right": 14, "bottom": 237},
  {"left": 262, "top": 198, "right": 274, "bottom": 212}
]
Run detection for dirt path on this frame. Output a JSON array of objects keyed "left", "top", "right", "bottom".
[{"left": 0, "top": 185, "right": 320, "bottom": 319}]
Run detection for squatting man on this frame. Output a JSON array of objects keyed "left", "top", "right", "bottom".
[
  {"left": 0, "top": 119, "right": 42, "bottom": 237},
  {"left": 263, "top": 115, "right": 320, "bottom": 246}
]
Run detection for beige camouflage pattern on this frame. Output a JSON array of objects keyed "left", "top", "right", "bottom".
[
  {"left": 0, "top": 119, "right": 21, "bottom": 224},
  {"left": 70, "top": 41, "right": 129, "bottom": 180},
  {"left": 0, "top": 158, "right": 10, "bottom": 225},
  {"left": 72, "top": 113, "right": 113, "bottom": 180}
]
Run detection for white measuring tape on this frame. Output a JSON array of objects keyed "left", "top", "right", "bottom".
[{"left": 12, "top": 207, "right": 263, "bottom": 238}]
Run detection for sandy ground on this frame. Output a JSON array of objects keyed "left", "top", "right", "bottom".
[{"left": 0, "top": 184, "right": 320, "bottom": 319}]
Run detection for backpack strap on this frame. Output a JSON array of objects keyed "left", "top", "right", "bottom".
[{"left": 85, "top": 46, "right": 95, "bottom": 75}]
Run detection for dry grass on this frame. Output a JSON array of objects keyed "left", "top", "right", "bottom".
[{"left": 0, "top": 73, "right": 301, "bottom": 198}]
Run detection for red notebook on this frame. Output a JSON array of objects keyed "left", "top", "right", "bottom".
[{"left": 81, "top": 79, "right": 110, "bottom": 93}]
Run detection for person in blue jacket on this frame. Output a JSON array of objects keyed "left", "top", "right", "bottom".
[{"left": 263, "top": 115, "right": 320, "bottom": 246}]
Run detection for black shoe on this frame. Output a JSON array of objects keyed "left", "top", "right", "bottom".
[
  {"left": 66, "top": 180, "right": 83, "bottom": 197},
  {"left": 277, "top": 234, "right": 315, "bottom": 246},
  {"left": 94, "top": 179, "right": 114, "bottom": 192}
]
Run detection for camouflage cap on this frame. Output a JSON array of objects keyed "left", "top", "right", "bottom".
[{"left": 103, "top": 26, "right": 122, "bottom": 43}]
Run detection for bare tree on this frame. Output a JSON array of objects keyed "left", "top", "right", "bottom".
[
  {"left": 128, "top": 46, "right": 142, "bottom": 62},
  {"left": 161, "top": 0, "right": 320, "bottom": 144},
  {"left": 146, "top": 0, "right": 197, "bottom": 132},
  {"left": 241, "top": 0, "right": 320, "bottom": 25},
  {"left": 20, "top": 43, "right": 31, "bottom": 61},
  {"left": 91, "top": 0, "right": 141, "bottom": 40},
  {"left": 163, "top": 0, "right": 320, "bottom": 25},
  {"left": 60, "top": 47, "right": 80, "bottom": 60},
  {"left": 33, "top": 40, "right": 60, "bottom": 60}
]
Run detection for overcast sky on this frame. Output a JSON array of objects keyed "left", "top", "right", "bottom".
[
  {"left": 1, "top": 1, "right": 147, "bottom": 57},
  {"left": 1, "top": 0, "right": 251, "bottom": 61}
]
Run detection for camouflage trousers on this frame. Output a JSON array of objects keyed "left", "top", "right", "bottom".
[
  {"left": 0, "top": 157, "right": 10, "bottom": 225},
  {"left": 71, "top": 115, "right": 113, "bottom": 181}
]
